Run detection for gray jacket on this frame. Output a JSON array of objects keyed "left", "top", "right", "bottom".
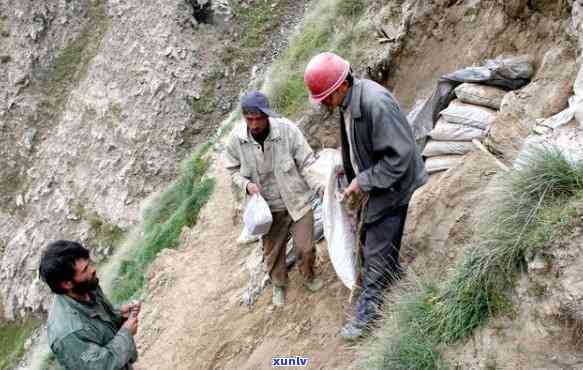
[
  {"left": 47, "top": 287, "right": 137, "bottom": 370},
  {"left": 340, "top": 78, "right": 427, "bottom": 223}
]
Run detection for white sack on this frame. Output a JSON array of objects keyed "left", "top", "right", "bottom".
[
  {"left": 439, "top": 100, "right": 496, "bottom": 130},
  {"left": 425, "top": 155, "right": 464, "bottom": 174},
  {"left": 304, "top": 148, "right": 342, "bottom": 190},
  {"left": 243, "top": 194, "right": 273, "bottom": 236},
  {"left": 322, "top": 164, "right": 357, "bottom": 290},
  {"left": 454, "top": 83, "right": 506, "bottom": 110},
  {"left": 574, "top": 63, "right": 583, "bottom": 98},
  {"left": 516, "top": 129, "right": 583, "bottom": 169},
  {"left": 536, "top": 95, "right": 583, "bottom": 131},
  {"left": 422, "top": 140, "right": 477, "bottom": 157},
  {"left": 429, "top": 118, "right": 486, "bottom": 141}
]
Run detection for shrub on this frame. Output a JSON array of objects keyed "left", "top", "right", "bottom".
[{"left": 361, "top": 146, "right": 583, "bottom": 369}]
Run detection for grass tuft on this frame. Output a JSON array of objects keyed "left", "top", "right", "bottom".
[
  {"left": 233, "top": 0, "right": 275, "bottom": 49},
  {"left": 336, "top": 0, "right": 367, "bottom": 19},
  {"left": 0, "top": 318, "right": 42, "bottom": 370},
  {"left": 108, "top": 112, "right": 237, "bottom": 304},
  {"left": 111, "top": 151, "right": 215, "bottom": 303},
  {"left": 265, "top": 0, "right": 370, "bottom": 118},
  {"left": 361, "top": 146, "right": 583, "bottom": 369},
  {"left": 360, "top": 282, "right": 445, "bottom": 370}
]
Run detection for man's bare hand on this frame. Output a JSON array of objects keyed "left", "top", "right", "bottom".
[
  {"left": 344, "top": 178, "right": 362, "bottom": 198},
  {"left": 122, "top": 315, "right": 139, "bottom": 336},
  {"left": 121, "top": 301, "right": 141, "bottom": 319},
  {"left": 246, "top": 183, "right": 261, "bottom": 195}
]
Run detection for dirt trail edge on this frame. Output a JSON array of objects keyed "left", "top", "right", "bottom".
[{"left": 135, "top": 149, "right": 359, "bottom": 370}]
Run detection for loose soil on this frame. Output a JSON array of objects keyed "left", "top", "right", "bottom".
[{"left": 135, "top": 151, "right": 359, "bottom": 370}]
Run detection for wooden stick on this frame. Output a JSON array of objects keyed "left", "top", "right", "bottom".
[{"left": 472, "top": 139, "right": 510, "bottom": 172}]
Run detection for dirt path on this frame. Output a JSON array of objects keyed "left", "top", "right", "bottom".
[{"left": 135, "top": 150, "right": 360, "bottom": 369}]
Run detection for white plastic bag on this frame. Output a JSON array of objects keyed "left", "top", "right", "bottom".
[
  {"left": 422, "top": 140, "right": 477, "bottom": 157},
  {"left": 243, "top": 194, "right": 273, "bottom": 236},
  {"left": 439, "top": 100, "right": 496, "bottom": 130},
  {"left": 322, "top": 164, "right": 357, "bottom": 290},
  {"left": 429, "top": 118, "right": 486, "bottom": 141}
]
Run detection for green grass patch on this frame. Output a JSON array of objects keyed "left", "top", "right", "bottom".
[
  {"left": 0, "top": 318, "right": 42, "bottom": 370},
  {"left": 336, "top": 0, "right": 367, "bottom": 19},
  {"left": 51, "top": 40, "right": 85, "bottom": 84},
  {"left": 233, "top": 0, "right": 275, "bottom": 48},
  {"left": 109, "top": 112, "right": 237, "bottom": 303},
  {"left": 265, "top": 0, "right": 371, "bottom": 118},
  {"left": 361, "top": 146, "right": 583, "bottom": 369},
  {"left": 111, "top": 151, "right": 215, "bottom": 303},
  {"left": 361, "top": 283, "right": 446, "bottom": 370},
  {"left": 49, "top": 0, "right": 107, "bottom": 85}
]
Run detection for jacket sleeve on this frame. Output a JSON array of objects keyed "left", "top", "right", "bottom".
[
  {"left": 53, "top": 327, "right": 137, "bottom": 370},
  {"left": 290, "top": 124, "right": 323, "bottom": 193},
  {"left": 356, "top": 94, "right": 415, "bottom": 192},
  {"left": 224, "top": 133, "right": 251, "bottom": 194}
]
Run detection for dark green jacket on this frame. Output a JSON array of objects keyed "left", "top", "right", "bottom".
[{"left": 47, "top": 286, "right": 137, "bottom": 370}]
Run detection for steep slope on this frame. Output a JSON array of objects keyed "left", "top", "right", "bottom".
[
  {"left": 135, "top": 151, "right": 358, "bottom": 370},
  {"left": 6, "top": 0, "right": 583, "bottom": 368},
  {"left": 136, "top": 1, "right": 583, "bottom": 369},
  {"left": 0, "top": 0, "right": 227, "bottom": 320},
  {"left": 0, "top": 0, "right": 304, "bottom": 320}
]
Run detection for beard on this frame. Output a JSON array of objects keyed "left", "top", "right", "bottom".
[{"left": 71, "top": 276, "right": 99, "bottom": 295}]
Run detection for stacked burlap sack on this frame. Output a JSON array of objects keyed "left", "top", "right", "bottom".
[
  {"left": 408, "top": 55, "right": 534, "bottom": 174},
  {"left": 423, "top": 83, "right": 506, "bottom": 173}
]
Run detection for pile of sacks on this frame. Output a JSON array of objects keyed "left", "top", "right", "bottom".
[
  {"left": 423, "top": 84, "right": 506, "bottom": 173},
  {"left": 408, "top": 55, "right": 534, "bottom": 174}
]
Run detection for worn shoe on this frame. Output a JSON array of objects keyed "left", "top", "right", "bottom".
[
  {"left": 304, "top": 277, "right": 323, "bottom": 292},
  {"left": 339, "top": 320, "right": 366, "bottom": 341},
  {"left": 272, "top": 286, "right": 285, "bottom": 307}
]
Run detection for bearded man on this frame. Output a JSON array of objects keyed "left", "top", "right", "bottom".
[{"left": 39, "top": 240, "right": 140, "bottom": 370}]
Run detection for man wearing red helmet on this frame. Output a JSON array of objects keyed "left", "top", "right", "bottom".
[{"left": 304, "top": 52, "right": 427, "bottom": 340}]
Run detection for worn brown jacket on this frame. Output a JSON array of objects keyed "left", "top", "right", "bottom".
[{"left": 225, "top": 117, "right": 320, "bottom": 221}]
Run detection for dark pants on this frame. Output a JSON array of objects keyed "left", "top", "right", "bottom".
[
  {"left": 355, "top": 204, "right": 409, "bottom": 325},
  {"left": 263, "top": 210, "right": 315, "bottom": 287}
]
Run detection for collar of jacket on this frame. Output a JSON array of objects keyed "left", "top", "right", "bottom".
[
  {"left": 60, "top": 287, "right": 112, "bottom": 321},
  {"left": 235, "top": 117, "right": 282, "bottom": 143},
  {"left": 345, "top": 78, "right": 363, "bottom": 120}
]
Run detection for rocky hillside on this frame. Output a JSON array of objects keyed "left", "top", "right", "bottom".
[
  {"left": 0, "top": 0, "right": 302, "bottom": 322},
  {"left": 134, "top": 0, "right": 583, "bottom": 369},
  {"left": 3, "top": 0, "right": 583, "bottom": 369}
]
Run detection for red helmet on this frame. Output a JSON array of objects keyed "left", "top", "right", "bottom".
[{"left": 304, "top": 52, "right": 350, "bottom": 103}]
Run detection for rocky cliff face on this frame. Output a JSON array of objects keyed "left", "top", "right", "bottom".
[{"left": 0, "top": 0, "right": 246, "bottom": 320}]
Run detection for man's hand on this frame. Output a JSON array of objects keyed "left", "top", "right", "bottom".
[
  {"left": 122, "top": 315, "right": 139, "bottom": 336},
  {"left": 246, "top": 182, "right": 261, "bottom": 195},
  {"left": 344, "top": 178, "right": 362, "bottom": 198},
  {"left": 121, "top": 302, "right": 141, "bottom": 319}
]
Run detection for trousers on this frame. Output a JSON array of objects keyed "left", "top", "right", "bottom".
[
  {"left": 263, "top": 210, "right": 315, "bottom": 287},
  {"left": 355, "top": 204, "right": 409, "bottom": 325}
]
